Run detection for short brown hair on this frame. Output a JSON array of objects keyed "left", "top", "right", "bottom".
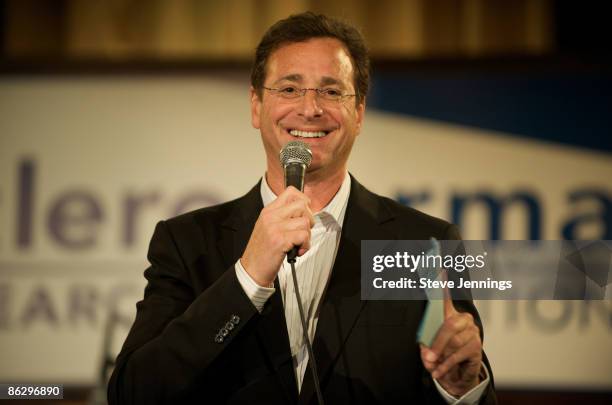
[{"left": 251, "top": 12, "right": 370, "bottom": 105}]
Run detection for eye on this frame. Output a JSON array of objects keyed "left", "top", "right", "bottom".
[
  {"left": 322, "top": 88, "right": 342, "bottom": 97},
  {"left": 278, "top": 86, "right": 298, "bottom": 95}
]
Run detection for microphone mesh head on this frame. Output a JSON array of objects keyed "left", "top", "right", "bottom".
[{"left": 280, "top": 141, "right": 312, "bottom": 168}]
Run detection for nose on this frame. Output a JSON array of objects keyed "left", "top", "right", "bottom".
[{"left": 297, "top": 89, "right": 324, "bottom": 119}]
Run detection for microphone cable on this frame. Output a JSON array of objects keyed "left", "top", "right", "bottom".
[{"left": 288, "top": 255, "right": 325, "bottom": 405}]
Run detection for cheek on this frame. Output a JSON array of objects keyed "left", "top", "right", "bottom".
[
  {"left": 269, "top": 105, "right": 294, "bottom": 126},
  {"left": 338, "top": 107, "right": 358, "bottom": 130}
]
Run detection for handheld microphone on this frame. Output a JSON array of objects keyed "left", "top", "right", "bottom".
[{"left": 279, "top": 141, "right": 312, "bottom": 263}]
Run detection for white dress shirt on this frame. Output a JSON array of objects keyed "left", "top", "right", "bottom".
[{"left": 235, "top": 173, "right": 489, "bottom": 404}]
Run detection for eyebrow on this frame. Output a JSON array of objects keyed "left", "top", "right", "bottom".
[
  {"left": 319, "top": 76, "right": 343, "bottom": 87},
  {"left": 272, "top": 74, "right": 346, "bottom": 88},
  {"left": 273, "top": 74, "right": 303, "bottom": 85}
]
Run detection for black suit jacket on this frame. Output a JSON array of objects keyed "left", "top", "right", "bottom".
[{"left": 108, "top": 176, "right": 497, "bottom": 404}]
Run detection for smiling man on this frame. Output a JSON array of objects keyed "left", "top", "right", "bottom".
[{"left": 108, "top": 12, "right": 497, "bottom": 404}]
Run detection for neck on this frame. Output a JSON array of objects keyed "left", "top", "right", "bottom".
[{"left": 266, "top": 164, "right": 346, "bottom": 212}]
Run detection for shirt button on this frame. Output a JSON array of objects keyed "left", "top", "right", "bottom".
[
  {"left": 231, "top": 315, "right": 240, "bottom": 325},
  {"left": 214, "top": 334, "right": 224, "bottom": 344},
  {"left": 225, "top": 322, "right": 235, "bottom": 331},
  {"left": 220, "top": 328, "right": 229, "bottom": 337}
]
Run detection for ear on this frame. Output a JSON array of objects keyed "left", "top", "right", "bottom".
[
  {"left": 355, "top": 97, "right": 366, "bottom": 135},
  {"left": 250, "top": 86, "right": 262, "bottom": 129}
]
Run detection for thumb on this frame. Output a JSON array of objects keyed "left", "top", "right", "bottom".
[{"left": 442, "top": 274, "right": 457, "bottom": 319}]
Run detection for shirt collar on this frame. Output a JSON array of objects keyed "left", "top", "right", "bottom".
[{"left": 260, "top": 172, "right": 351, "bottom": 226}]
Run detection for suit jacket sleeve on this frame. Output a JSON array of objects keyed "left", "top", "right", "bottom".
[{"left": 107, "top": 220, "right": 258, "bottom": 404}]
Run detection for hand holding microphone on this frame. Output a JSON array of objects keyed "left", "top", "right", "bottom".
[{"left": 240, "top": 141, "right": 313, "bottom": 287}]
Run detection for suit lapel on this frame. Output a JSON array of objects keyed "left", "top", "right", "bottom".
[
  {"left": 220, "top": 182, "right": 298, "bottom": 403},
  {"left": 299, "top": 177, "right": 396, "bottom": 405},
  {"left": 218, "top": 182, "right": 261, "bottom": 270}
]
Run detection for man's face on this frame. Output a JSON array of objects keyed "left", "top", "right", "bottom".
[{"left": 251, "top": 37, "right": 365, "bottom": 179}]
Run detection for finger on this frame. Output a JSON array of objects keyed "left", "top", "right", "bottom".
[
  {"left": 443, "top": 277, "right": 457, "bottom": 319},
  {"left": 420, "top": 345, "right": 438, "bottom": 373},
  {"left": 441, "top": 326, "right": 477, "bottom": 355},
  {"left": 276, "top": 200, "right": 314, "bottom": 225},
  {"left": 429, "top": 313, "right": 472, "bottom": 360},
  {"left": 434, "top": 324, "right": 481, "bottom": 379},
  {"left": 272, "top": 186, "right": 310, "bottom": 207},
  {"left": 284, "top": 229, "right": 311, "bottom": 253},
  {"left": 282, "top": 216, "right": 314, "bottom": 233},
  {"left": 431, "top": 337, "right": 481, "bottom": 380}
]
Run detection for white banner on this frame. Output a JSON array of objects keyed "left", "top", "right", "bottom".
[{"left": 1, "top": 76, "right": 610, "bottom": 388}]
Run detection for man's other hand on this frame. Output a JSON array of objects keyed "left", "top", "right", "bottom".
[{"left": 420, "top": 294, "right": 483, "bottom": 397}]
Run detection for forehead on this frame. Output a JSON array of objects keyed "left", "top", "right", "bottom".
[{"left": 266, "top": 37, "right": 354, "bottom": 86}]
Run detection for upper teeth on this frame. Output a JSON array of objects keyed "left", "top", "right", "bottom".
[{"left": 290, "top": 130, "right": 328, "bottom": 138}]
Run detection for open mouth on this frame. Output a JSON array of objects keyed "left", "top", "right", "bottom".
[{"left": 288, "top": 129, "right": 332, "bottom": 138}]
